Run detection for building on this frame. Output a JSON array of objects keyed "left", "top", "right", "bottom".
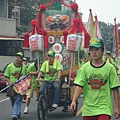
[{"left": 0, "top": 0, "right": 23, "bottom": 70}]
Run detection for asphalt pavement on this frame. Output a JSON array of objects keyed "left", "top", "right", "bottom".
[{"left": 0, "top": 91, "right": 119, "bottom": 120}]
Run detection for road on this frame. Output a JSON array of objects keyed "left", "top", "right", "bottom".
[{"left": 0, "top": 92, "right": 118, "bottom": 120}]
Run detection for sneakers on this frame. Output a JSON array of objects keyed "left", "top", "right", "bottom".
[
  {"left": 23, "top": 107, "right": 29, "bottom": 114},
  {"left": 52, "top": 104, "right": 58, "bottom": 108},
  {"left": 36, "top": 98, "right": 38, "bottom": 101},
  {"left": 22, "top": 100, "right": 26, "bottom": 103},
  {"left": 80, "top": 93, "right": 84, "bottom": 98},
  {"left": 12, "top": 115, "right": 18, "bottom": 120}
]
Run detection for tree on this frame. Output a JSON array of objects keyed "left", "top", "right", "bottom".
[{"left": 8, "top": 0, "right": 38, "bottom": 26}]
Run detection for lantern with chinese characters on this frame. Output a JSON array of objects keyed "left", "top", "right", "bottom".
[
  {"left": 66, "top": 34, "right": 82, "bottom": 51},
  {"left": 29, "top": 34, "right": 44, "bottom": 52},
  {"left": 48, "top": 36, "right": 55, "bottom": 44},
  {"left": 55, "top": 53, "right": 63, "bottom": 63},
  {"left": 52, "top": 43, "right": 62, "bottom": 53}
]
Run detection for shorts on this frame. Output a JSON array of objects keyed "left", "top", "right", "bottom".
[
  {"left": 83, "top": 114, "right": 110, "bottom": 120},
  {"left": 26, "top": 87, "right": 39, "bottom": 98}
]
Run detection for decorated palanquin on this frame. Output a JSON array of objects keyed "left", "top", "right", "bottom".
[{"left": 23, "top": 0, "right": 90, "bottom": 82}]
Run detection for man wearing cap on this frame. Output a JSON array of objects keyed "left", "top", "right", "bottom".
[
  {"left": 23, "top": 60, "right": 40, "bottom": 114},
  {"left": 22, "top": 57, "right": 27, "bottom": 66},
  {"left": 105, "top": 51, "right": 112, "bottom": 62},
  {"left": 22, "top": 57, "right": 28, "bottom": 103},
  {"left": 36, "top": 49, "right": 62, "bottom": 108},
  {"left": 4, "top": 52, "right": 28, "bottom": 120},
  {"left": 105, "top": 51, "right": 118, "bottom": 69},
  {"left": 70, "top": 38, "right": 120, "bottom": 120}
]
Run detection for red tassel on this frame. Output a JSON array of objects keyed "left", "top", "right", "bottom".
[
  {"left": 70, "top": 18, "right": 83, "bottom": 33},
  {"left": 40, "top": 4, "right": 46, "bottom": 11},
  {"left": 24, "top": 34, "right": 29, "bottom": 48},
  {"left": 44, "top": 35, "right": 48, "bottom": 48},
  {"left": 70, "top": 3, "right": 78, "bottom": 11},
  {"left": 30, "top": 20, "right": 36, "bottom": 27},
  {"left": 31, "top": 20, "right": 36, "bottom": 35},
  {"left": 42, "top": 30, "right": 47, "bottom": 36},
  {"left": 84, "top": 34, "right": 90, "bottom": 48},
  {"left": 63, "top": 30, "right": 68, "bottom": 45},
  {"left": 42, "top": 30, "right": 48, "bottom": 48}
]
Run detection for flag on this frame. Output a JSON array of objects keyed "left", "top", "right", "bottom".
[
  {"left": 13, "top": 75, "right": 31, "bottom": 94},
  {"left": 94, "top": 16, "right": 102, "bottom": 40},
  {"left": 114, "top": 18, "right": 119, "bottom": 57},
  {"left": 86, "top": 9, "right": 94, "bottom": 38}
]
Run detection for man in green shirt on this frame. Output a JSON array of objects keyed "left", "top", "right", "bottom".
[
  {"left": 4, "top": 52, "right": 28, "bottom": 120},
  {"left": 36, "top": 50, "right": 62, "bottom": 108},
  {"left": 23, "top": 60, "right": 39, "bottom": 114},
  {"left": 70, "top": 38, "right": 120, "bottom": 120}
]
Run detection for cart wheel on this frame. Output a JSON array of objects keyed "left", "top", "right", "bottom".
[{"left": 37, "top": 95, "right": 48, "bottom": 120}]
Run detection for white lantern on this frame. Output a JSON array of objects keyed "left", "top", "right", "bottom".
[
  {"left": 29, "top": 34, "right": 44, "bottom": 52},
  {"left": 66, "top": 34, "right": 82, "bottom": 51},
  {"left": 55, "top": 53, "right": 63, "bottom": 63},
  {"left": 52, "top": 43, "right": 62, "bottom": 53},
  {"left": 48, "top": 36, "right": 55, "bottom": 44}
]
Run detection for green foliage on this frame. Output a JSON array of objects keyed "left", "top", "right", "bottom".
[
  {"left": 8, "top": 0, "right": 60, "bottom": 26},
  {"left": 8, "top": 0, "right": 37, "bottom": 26},
  {"left": 99, "top": 22, "right": 114, "bottom": 41},
  {"left": 99, "top": 22, "right": 114, "bottom": 51}
]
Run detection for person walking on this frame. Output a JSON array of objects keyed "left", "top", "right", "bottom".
[
  {"left": 36, "top": 49, "right": 62, "bottom": 108},
  {"left": 23, "top": 60, "right": 40, "bottom": 114},
  {"left": 22, "top": 57, "right": 28, "bottom": 103},
  {"left": 4, "top": 52, "right": 28, "bottom": 120},
  {"left": 70, "top": 38, "right": 120, "bottom": 120}
]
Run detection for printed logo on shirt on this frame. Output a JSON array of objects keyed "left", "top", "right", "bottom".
[
  {"left": 47, "top": 68, "right": 57, "bottom": 76},
  {"left": 88, "top": 73, "right": 107, "bottom": 90},
  {"left": 12, "top": 71, "right": 22, "bottom": 78}
]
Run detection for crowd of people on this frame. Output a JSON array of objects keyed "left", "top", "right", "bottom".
[
  {"left": 3, "top": 37, "right": 120, "bottom": 120},
  {"left": 3, "top": 49, "right": 63, "bottom": 120}
]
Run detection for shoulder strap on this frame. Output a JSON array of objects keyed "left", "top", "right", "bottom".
[{"left": 18, "top": 64, "right": 23, "bottom": 80}]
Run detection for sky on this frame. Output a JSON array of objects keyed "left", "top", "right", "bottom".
[{"left": 75, "top": 0, "right": 120, "bottom": 24}]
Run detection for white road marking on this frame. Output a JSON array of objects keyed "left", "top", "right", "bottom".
[{"left": 0, "top": 98, "right": 9, "bottom": 103}]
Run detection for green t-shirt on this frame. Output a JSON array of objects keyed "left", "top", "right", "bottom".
[
  {"left": 74, "top": 61, "right": 120, "bottom": 117},
  {"left": 40, "top": 59, "right": 62, "bottom": 81},
  {"left": 80, "top": 60, "right": 85, "bottom": 67},
  {"left": 27, "top": 62, "right": 38, "bottom": 89},
  {"left": 4, "top": 62, "right": 28, "bottom": 83},
  {"left": 112, "top": 59, "right": 117, "bottom": 68}
]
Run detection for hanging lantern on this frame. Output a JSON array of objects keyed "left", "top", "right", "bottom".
[
  {"left": 29, "top": 34, "right": 44, "bottom": 52},
  {"left": 66, "top": 34, "right": 82, "bottom": 51}
]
